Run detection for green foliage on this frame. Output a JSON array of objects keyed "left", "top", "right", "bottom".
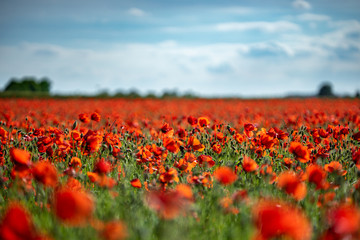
[
  {"left": 318, "top": 82, "right": 334, "bottom": 97},
  {"left": 3, "top": 76, "right": 51, "bottom": 93}
]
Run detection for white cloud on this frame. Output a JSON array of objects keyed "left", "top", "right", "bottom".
[
  {"left": 298, "top": 13, "right": 330, "bottom": 21},
  {"left": 1, "top": 19, "right": 360, "bottom": 96},
  {"left": 128, "top": 8, "right": 146, "bottom": 17},
  {"left": 215, "top": 21, "right": 300, "bottom": 33},
  {"left": 162, "top": 21, "right": 300, "bottom": 33},
  {"left": 292, "top": 0, "right": 312, "bottom": 10},
  {"left": 1, "top": 32, "right": 359, "bottom": 97}
]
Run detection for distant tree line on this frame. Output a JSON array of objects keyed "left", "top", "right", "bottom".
[
  {"left": 1, "top": 77, "right": 359, "bottom": 99},
  {"left": 110, "top": 89, "right": 197, "bottom": 99},
  {"left": 4, "top": 77, "right": 51, "bottom": 93}
]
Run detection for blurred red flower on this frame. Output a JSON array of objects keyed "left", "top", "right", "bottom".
[
  {"left": 32, "top": 161, "right": 58, "bottom": 188},
  {"left": 214, "top": 166, "right": 237, "bottom": 185},
  {"left": 54, "top": 188, "right": 94, "bottom": 226},
  {"left": 253, "top": 200, "right": 312, "bottom": 240}
]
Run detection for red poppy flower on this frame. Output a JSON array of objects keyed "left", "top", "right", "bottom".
[
  {"left": 253, "top": 200, "right": 312, "bottom": 240},
  {"left": 86, "top": 134, "right": 103, "bottom": 153},
  {"left": 32, "top": 161, "right": 58, "bottom": 188},
  {"left": 277, "top": 171, "right": 307, "bottom": 201},
  {"left": 234, "top": 133, "right": 245, "bottom": 143},
  {"left": 321, "top": 204, "right": 360, "bottom": 239},
  {"left": 159, "top": 168, "right": 179, "bottom": 184},
  {"left": 146, "top": 188, "right": 192, "bottom": 219},
  {"left": 160, "top": 123, "right": 172, "bottom": 134},
  {"left": 306, "top": 164, "right": 327, "bottom": 190},
  {"left": 163, "top": 137, "right": 180, "bottom": 153},
  {"left": 212, "top": 143, "right": 222, "bottom": 154},
  {"left": 91, "top": 112, "right": 101, "bottom": 122},
  {"left": 324, "top": 161, "right": 346, "bottom": 175},
  {"left": 289, "top": 142, "right": 310, "bottom": 163},
  {"left": 100, "top": 221, "right": 127, "bottom": 240},
  {"left": 242, "top": 156, "right": 259, "bottom": 173},
  {"left": 71, "top": 130, "right": 81, "bottom": 141},
  {"left": 10, "top": 148, "right": 31, "bottom": 166},
  {"left": 187, "top": 116, "right": 198, "bottom": 126},
  {"left": 188, "top": 136, "right": 205, "bottom": 152},
  {"left": 213, "top": 166, "right": 237, "bottom": 185},
  {"left": 198, "top": 117, "right": 210, "bottom": 128},
  {"left": 54, "top": 188, "right": 94, "bottom": 226},
  {"left": 79, "top": 113, "right": 90, "bottom": 123},
  {"left": 65, "top": 177, "right": 83, "bottom": 192},
  {"left": 260, "top": 133, "right": 276, "bottom": 149},
  {"left": 69, "top": 157, "right": 82, "bottom": 171},
  {"left": 0, "top": 127, "right": 7, "bottom": 138},
  {"left": 244, "top": 123, "right": 257, "bottom": 138},
  {"left": 197, "top": 155, "right": 215, "bottom": 168},
  {"left": 130, "top": 178, "right": 142, "bottom": 188},
  {"left": 353, "top": 131, "right": 360, "bottom": 141},
  {"left": 175, "top": 184, "right": 193, "bottom": 201},
  {"left": 176, "top": 128, "right": 187, "bottom": 140},
  {"left": 95, "top": 159, "right": 111, "bottom": 175},
  {"left": 0, "top": 203, "right": 43, "bottom": 240}
]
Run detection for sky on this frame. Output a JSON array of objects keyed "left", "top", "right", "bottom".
[{"left": 0, "top": 0, "right": 359, "bottom": 97}]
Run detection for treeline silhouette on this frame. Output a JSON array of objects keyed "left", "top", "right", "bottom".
[
  {"left": 4, "top": 77, "right": 50, "bottom": 92},
  {"left": 66, "top": 89, "right": 198, "bottom": 99},
  {"left": 1, "top": 77, "right": 359, "bottom": 99},
  {"left": 1, "top": 77, "right": 51, "bottom": 97}
]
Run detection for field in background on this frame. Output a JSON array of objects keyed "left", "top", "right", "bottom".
[{"left": 0, "top": 98, "right": 359, "bottom": 240}]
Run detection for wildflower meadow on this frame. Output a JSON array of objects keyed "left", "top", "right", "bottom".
[{"left": 0, "top": 98, "right": 359, "bottom": 240}]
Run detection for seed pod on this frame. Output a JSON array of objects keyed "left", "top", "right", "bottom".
[{"left": 72, "top": 120, "right": 78, "bottom": 130}]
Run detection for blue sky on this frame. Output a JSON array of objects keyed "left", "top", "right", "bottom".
[{"left": 0, "top": 0, "right": 359, "bottom": 97}]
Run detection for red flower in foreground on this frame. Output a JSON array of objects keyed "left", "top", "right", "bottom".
[
  {"left": 100, "top": 221, "right": 127, "bottom": 240},
  {"left": 0, "top": 203, "right": 45, "bottom": 240},
  {"left": 146, "top": 187, "right": 193, "bottom": 219},
  {"left": 54, "top": 188, "right": 94, "bottom": 226},
  {"left": 10, "top": 148, "right": 31, "bottom": 166},
  {"left": 306, "top": 164, "right": 327, "bottom": 190},
  {"left": 130, "top": 178, "right": 142, "bottom": 188},
  {"left": 324, "top": 161, "right": 346, "bottom": 176},
  {"left": 277, "top": 171, "right": 307, "bottom": 201},
  {"left": 87, "top": 172, "right": 116, "bottom": 189},
  {"left": 321, "top": 204, "right": 360, "bottom": 240},
  {"left": 289, "top": 142, "right": 310, "bottom": 163},
  {"left": 213, "top": 166, "right": 237, "bottom": 185},
  {"left": 32, "top": 161, "right": 58, "bottom": 188},
  {"left": 242, "top": 156, "right": 259, "bottom": 173},
  {"left": 253, "top": 200, "right": 312, "bottom": 240},
  {"left": 94, "top": 159, "right": 111, "bottom": 175}
]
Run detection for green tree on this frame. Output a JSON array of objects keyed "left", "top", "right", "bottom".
[
  {"left": 39, "top": 78, "right": 51, "bottom": 92},
  {"left": 318, "top": 82, "right": 334, "bottom": 97},
  {"left": 3, "top": 77, "right": 51, "bottom": 93}
]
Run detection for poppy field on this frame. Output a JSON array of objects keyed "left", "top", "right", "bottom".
[{"left": 0, "top": 98, "right": 360, "bottom": 240}]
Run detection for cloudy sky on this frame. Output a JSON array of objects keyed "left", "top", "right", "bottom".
[{"left": 0, "top": 0, "right": 359, "bottom": 97}]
